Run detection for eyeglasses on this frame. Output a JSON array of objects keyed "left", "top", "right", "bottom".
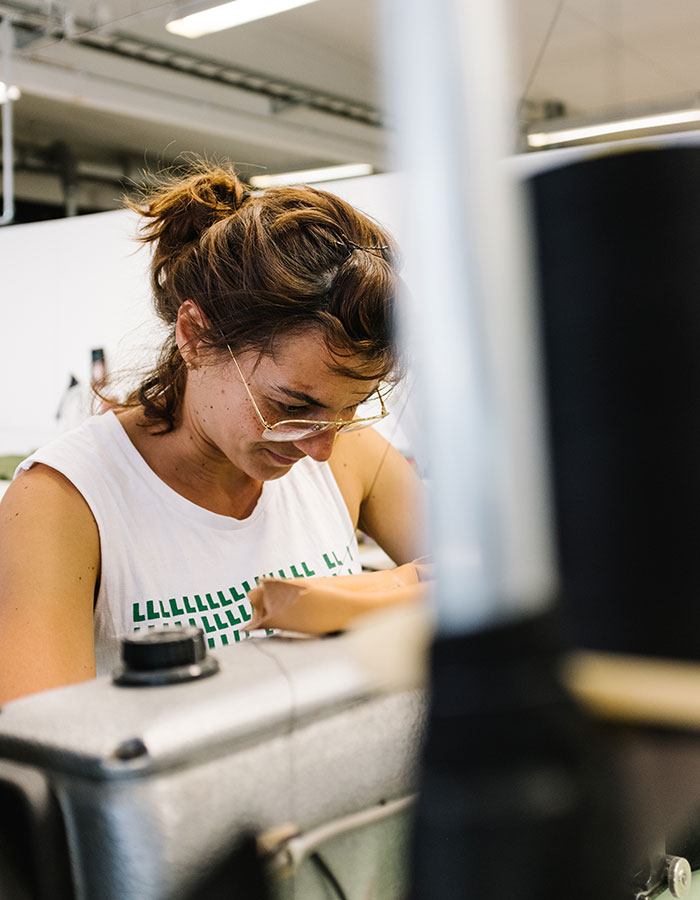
[{"left": 226, "top": 345, "right": 389, "bottom": 442}]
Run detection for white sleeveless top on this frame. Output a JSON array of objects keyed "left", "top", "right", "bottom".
[{"left": 17, "top": 412, "right": 360, "bottom": 675}]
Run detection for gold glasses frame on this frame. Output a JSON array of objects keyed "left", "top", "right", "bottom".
[{"left": 225, "top": 344, "right": 389, "bottom": 442}]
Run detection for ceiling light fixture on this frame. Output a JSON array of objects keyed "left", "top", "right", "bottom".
[
  {"left": 528, "top": 107, "right": 700, "bottom": 149},
  {"left": 166, "top": 0, "right": 321, "bottom": 39},
  {"left": 249, "top": 163, "right": 374, "bottom": 188},
  {"left": 0, "top": 82, "right": 21, "bottom": 104}
]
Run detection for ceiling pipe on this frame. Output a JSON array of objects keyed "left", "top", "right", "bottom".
[
  {"left": 0, "top": 0, "right": 382, "bottom": 128},
  {"left": 45, "top": 139, "right": 79, "bottom": 216},
  {"left": 1, "top": 16, "right": 15, "bottom": 226}
]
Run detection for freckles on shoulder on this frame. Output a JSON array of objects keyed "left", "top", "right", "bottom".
[
  {"left": 330, "top": 430, "right": 384, "bottom": 502},
  {"left": 330, "top": 430, "right": 366, "bottom": 467}
]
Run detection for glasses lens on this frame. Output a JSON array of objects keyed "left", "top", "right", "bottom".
[
  {"left": 337, "top": 416, "right": 383, "bottom": 434},
  {"left": 263, "top": 421, "right": 336, "bottom": 442},
  {"left": 355, "top": 393, "right": 385, "bottom": 419},
  {"left": 261, "top": 391, "right": 388, "bottom": 442}
]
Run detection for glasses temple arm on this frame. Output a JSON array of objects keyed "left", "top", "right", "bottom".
[{"left": 225, "top": 344, "right": 273, "bottom": 431}]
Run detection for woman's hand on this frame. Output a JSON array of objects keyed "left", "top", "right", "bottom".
[{"left": 245, "top": 561, "right": 431, "bottom": 634}]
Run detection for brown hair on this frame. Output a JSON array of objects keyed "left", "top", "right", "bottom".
[{"left": 124, "top": 159, "right": 402, "bottom": 431}]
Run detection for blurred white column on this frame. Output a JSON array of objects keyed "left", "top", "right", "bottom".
[{"left": 379, "top": 0, "right": 557, "bottom": 632}]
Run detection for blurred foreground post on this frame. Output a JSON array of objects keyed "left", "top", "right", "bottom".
[
  {"left": 532, "top": 147, "right": 700, "bottom": 892},
  {"left": 379, "top": 0, "right": 624, "bottom": 896}
]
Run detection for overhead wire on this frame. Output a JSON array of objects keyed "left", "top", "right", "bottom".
[
  {"left": 565, "top": 3, "right": 690, "bottom": 92},
  {"left": 516, "top": 0, "right": 567, "bottom": 117},
  {"left": 516, "top": 0, "right": 690, "bottom": 146}
]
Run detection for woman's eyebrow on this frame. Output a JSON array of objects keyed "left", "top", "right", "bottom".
[
  {"left": 272, "top": 385, "right": 329, "bottom": 408},
  {"left": 271, "top": 384, "right": 378, "bottom": 408}
]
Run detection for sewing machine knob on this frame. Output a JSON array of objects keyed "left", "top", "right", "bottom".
[
  {"left": 667, "top": 855, "right": 692, "bottom": 898},
  {"left": 114, "top": 626, "right": 220, "bottom": 686}
]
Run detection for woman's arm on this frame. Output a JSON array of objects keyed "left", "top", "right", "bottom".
[
  {"left": 330, "top": 427, "right": 426, "bottom": 566},
  {"left": 248, "top": 434, "right": 429, "bottom": 634},
  {"left": 0, "top": 465, "right": 99, "bottom": 704},
  {"left": 247, "top": 561, "right": 432, "bottom": 633}
]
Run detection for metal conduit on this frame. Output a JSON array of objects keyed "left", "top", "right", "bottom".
[
  {"left": 1, "top": 15, "right": 15, "bottom": 226},
  {"left": 0, "top": 0, "right": 383, "bottom": 129}
]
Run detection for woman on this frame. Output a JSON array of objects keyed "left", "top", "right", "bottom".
[{"left": 0, "top": 161, "right": 424, "bottom": 703}]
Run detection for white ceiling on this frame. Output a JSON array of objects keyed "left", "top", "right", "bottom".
[
  {"left": 513, "top": 0, "right": 700, "bottom": 114},
  {"left": 5, "top": 0, "right": 700, "bottom": 214}
]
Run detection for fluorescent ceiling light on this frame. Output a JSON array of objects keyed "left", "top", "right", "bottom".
[
  {"left": 167, "top": 0, "right": 320, "bottom": 38},
  {"left": 528, "top": 108, "right": 700, "bottom": 149},
  {"left": 249, "top": 163, "right": 374, "bottom": 188}
]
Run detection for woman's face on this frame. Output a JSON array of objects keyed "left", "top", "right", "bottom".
[{"left": 184, "top": 329, "right": 381, "bottom": 482}]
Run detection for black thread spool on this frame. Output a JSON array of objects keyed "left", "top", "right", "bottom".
[{"left": 531, "top": 146, "right": 700, "bottom": 659}]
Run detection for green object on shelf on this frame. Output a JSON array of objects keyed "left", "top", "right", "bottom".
[{"left": 0, "top": 455, "right": 26, "bottom": 481}]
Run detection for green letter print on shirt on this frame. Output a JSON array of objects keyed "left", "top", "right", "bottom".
[{"left": 131, "top": 545, "right": 357, "bottom": 646}]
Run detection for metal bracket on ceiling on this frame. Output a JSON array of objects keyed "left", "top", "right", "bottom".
[{"left": 270, "top": 97, "right": 305, "bottom": 115}]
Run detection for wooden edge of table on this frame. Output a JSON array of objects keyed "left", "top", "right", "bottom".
[{"left": 562, "top": 651, "right": 700, "bottom": 731}]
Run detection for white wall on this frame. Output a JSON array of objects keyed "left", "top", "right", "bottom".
[
  {"left": 0, "top": 174, "right": 408, "bottom": 457},
  {"left": 8, "top": 134, "right": 700, "bottom": 458},
  {"left": 1, "top": 209, "right": 162, "bottom": 455}
]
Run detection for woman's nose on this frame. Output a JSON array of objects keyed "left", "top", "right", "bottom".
[{"left": 292, "top": 428, "right": 337, "bottom": 462}]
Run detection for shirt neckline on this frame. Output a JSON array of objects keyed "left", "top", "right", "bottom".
[{"left": 102, "top": 410, "right": 272, "bottom": 531}]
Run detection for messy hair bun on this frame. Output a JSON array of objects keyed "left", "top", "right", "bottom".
[
  {"left": 127, "top": 164, "right": 250, "bottom": 324},
  {"left": 125, "top": 158, "right": 402, "bottom": 432}
]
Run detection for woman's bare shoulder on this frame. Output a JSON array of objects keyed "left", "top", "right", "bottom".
[
  {"left": 331, "top": 428, "right": 425, "bottom": 566},
  {"left": 0, "top": 464, "right": 100, "bottom": 702},
  {"left": 330, "top": 427, "right": 389, "bottom": 472},
  {"left": 0, "top": 463, "right": 100, "bottom": 599},
  {"left": 329, "top": 429, "right": 384, "bottom": 523},
  {"left": 3, "top": 462, "right": 98, "bottom": 524}
]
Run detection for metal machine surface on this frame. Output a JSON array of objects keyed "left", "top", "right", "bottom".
[{"left": 0, "top": 632, "right": 425, "bottom": 900}]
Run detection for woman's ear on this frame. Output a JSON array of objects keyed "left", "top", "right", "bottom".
[{"left": 175, "top": 300, "right": 207, "bottom": 368}]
